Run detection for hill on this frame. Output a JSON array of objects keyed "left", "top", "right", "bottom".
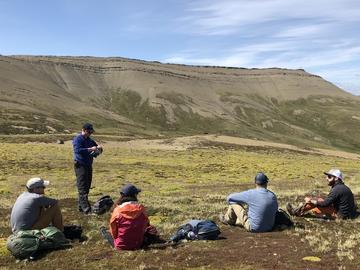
[{"left": 0, "top": 55, "right": 360, "bottom": 151}]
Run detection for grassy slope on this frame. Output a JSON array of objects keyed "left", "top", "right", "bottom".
[
  {"left": 89, "top": 88, "right": 360, "bottom": 152},
  {"left": 1, "top": 140, "right": 360, "bottom": 269}
]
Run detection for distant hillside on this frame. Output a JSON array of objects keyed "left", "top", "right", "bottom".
[{"left": 0, "top": 55, "right": 360, "bottom": 151}]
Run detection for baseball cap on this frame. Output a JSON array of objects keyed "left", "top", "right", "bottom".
[
  {"left": 82, "top": 123, "right": 94, "bottom": 132},
  {"left": 120, "top": 184, "right": 141, "bottom": 196},
  {"left": 254, "top": 172, "right": 269, "bottom": 185},
  {"left": 324, "top": 169, "right": 343, "bottom": 181},
  {"left": 26, "top": 177, "right": 50, "bottom": 189}
]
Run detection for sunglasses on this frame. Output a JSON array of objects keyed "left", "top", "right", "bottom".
[{"left": 326, "top": 175, "right": 334, "bottom": 179}]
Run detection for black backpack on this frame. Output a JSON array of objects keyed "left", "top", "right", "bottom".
[
  {"left": 92, "top": 195, "right": 114, "bottom": 215},
  {"left": 170, "top": 220, "right": 221, "bottom": 242},
  {"left": 63, "top": 225, "right": 83, "bottom": 240},
  {"left": 274, "top": 208, "right": 294, "bottom": 229}
]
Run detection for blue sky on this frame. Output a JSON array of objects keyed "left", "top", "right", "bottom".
[{"left": 1, "top": 0, "right": 359, "bottom": 95}]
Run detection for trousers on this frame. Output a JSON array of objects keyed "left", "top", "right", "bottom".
[
  {"left": 300, "top": 197, "right": 337, "bottom": 219},
  {"left": 32, "top": 203, "right": 64, "bottom": 231},
  {"left": 224, "top": 204, "right": 251, "bottom": 231},
  {"left": 74, "top": 162, "right": 93, "bottom": 212}
]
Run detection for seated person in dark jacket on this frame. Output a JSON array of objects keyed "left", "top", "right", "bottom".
[
  {"left": 287, "top": 169, "right": 357, "bottom": 219},
  {"left": 10, "top": 177, "right": 64, "bottom": 233}
]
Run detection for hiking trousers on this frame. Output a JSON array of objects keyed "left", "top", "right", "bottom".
[
  {"left": 74, "top": 162, "right": 93, "bottom": 212},
  {"left": 32, "top": 203, "right": 64, "bottom": 231},
  {"left": 300, "top": 197, "right": 337, "bottom": 219},
  {"left": 224, "top": 204, "right": 251, "bottom": 231}
]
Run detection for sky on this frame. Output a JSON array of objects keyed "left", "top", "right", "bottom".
[{"left": 1, "top": 0, "right": 359, "bottom": 95}]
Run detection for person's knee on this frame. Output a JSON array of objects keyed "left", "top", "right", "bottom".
[
  {"left": 45, "top": 202, "right": 62, "bottom": 216},
  {"left": 50, "top": 202, "right": 60, "bottom": 210}
]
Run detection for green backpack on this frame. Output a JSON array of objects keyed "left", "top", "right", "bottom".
[{"left": 7, "top": 226, "right": 71, "bottom": 260}]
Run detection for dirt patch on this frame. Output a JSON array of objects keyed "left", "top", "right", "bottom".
[{"left": 159, "top": 227, "right": 330, "bottom": 269}]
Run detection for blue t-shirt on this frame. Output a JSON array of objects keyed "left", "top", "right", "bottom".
[
  {"left": 227, "top": 188, "right": 278, "bottom": 232},
  {"left": 72, "top": 134, "right": 97, "bottom": 166}
]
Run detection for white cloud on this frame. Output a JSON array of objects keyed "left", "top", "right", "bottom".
[
  {"left": 186, "top": 0, "right": 360, "bottom": 35},
  {"left": 165, "top": 40, "right": 360, "bottom": 69},
  {"left": 274, "top": 24, "right": 327, "bottom": 38}
]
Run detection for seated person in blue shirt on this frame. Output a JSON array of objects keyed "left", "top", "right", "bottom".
[{"left": 219, "top": 172, "right": 278, "bottom": 232}]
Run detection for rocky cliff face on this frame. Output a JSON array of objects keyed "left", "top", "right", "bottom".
[{"left": 1, "top": 55, "right": 359, "bottom": 151}]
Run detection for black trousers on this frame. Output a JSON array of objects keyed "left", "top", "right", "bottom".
[{"left": 74, "top": 162, "right": 93, "bottom": 212}]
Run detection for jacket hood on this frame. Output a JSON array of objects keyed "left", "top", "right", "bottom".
[{"left": 113, "top": 202, "right": 146, "bottom": 220}]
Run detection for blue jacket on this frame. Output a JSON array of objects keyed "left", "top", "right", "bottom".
[
  {"left": 227, "top": 188, "right": 278, "bottom": 232},
  {"left": 73, "top": 134, "right": 98, "bottom": 166}
]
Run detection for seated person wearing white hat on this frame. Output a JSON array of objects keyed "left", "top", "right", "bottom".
[
  {"left": 10, "top": 177, "right": 64, "bottom": 233},
  {"left": 287, "top": 169, "right": 357, "bottom": 219}
]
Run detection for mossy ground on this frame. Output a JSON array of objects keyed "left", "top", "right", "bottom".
[{"left": 0, "top": 138, "right": 359, "bottom": 269}]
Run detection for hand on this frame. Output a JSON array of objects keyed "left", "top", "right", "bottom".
[
  {"left": 305, "top": 197, "right": 311, "bottom": 203},
  {"left": 89, "top": 146, "right": 97, "bottom": 151}
]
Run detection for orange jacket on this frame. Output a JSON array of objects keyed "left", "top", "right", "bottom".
[{"left": 109, "top": 202, "right": 149, "bottom": 250}]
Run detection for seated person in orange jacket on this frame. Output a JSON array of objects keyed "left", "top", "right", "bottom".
[{"left": 109, "top": 184, "right": 158, "bottom": 250}]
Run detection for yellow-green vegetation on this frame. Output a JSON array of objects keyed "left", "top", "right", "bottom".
[{"left": 0, "top": 140, "right": 359, "bottom": 269}]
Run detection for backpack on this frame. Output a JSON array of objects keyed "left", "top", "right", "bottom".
[
  {"left": 170, "top": 220, "right": 221, "bottom": 242},
  {"left": 63, "top": 225, "right": 83, "bottom": 240},
  {"left": 6, "top": 226, "right": 70, "bottom": 260},
  {"left": 92, "top": 195, "right": 114, "bottom": 215},
  {"left": 274, "top": 208, "right": 294, "bottom": 229}
]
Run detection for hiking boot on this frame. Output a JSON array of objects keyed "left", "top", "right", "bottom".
[
  {"left": 219, "top": 214, "right": 229, "bottom": 225},
  {"left": 286, "top": 203, "right": 296, "bottom": 216},
  {"left": 79, "top": 207, "right": 94, "bottom": 215},
  {"left": 286, "top": 202, "right": 303, "bottom": 216}
]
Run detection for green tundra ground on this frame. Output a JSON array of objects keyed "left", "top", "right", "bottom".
[{"left": 0, "top": 137, "right": 359, "bottom": 269}]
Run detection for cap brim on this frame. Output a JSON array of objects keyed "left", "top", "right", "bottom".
[{"left": 324, "top": 172, "right": 339, "bottom": 180}]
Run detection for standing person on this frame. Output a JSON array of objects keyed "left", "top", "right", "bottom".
[
  {"left": 73, "top": 123, "right": 103, "bottom": 214},
  {"left": 287, "top": 169, "right": 357, "bottom": 219},
  {"left": 219, "top": 172, "right": 278, "bottom": 232},
  {"left": 10, "top": 177, "right": 64, "bottom": 233},
  {"left": 105, "top": 184, "right": 158, "bottom": 250}
]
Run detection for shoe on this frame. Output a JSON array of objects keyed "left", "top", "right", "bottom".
[
  {"left": 286, "top": 202, "right": 303, "bottom": 216},
  {"left": 286, "top": 203, "right": 295, "bottom": 216},
  {"left": 83, "top": 207, "right": 92, "bottom": 215},
  {"left": 219, "top": 214, "right": 229, "bottom": 225},
  {"left": 294, "top": 203, "right": 304, "bottom": 216}
]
